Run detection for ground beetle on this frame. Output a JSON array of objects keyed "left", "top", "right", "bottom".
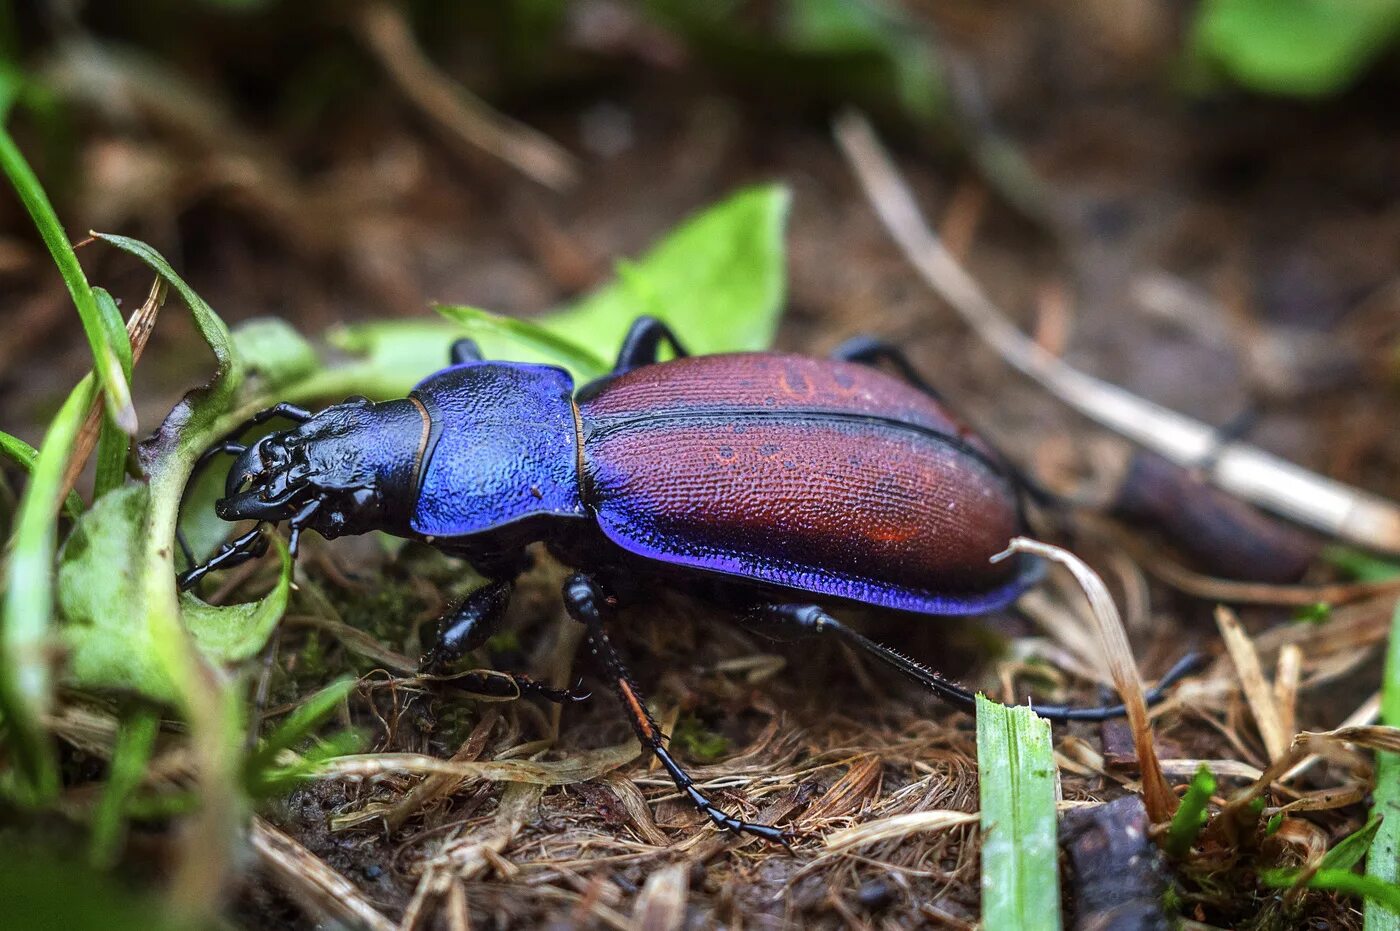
[{"left": 181, "top": 316, "right": 1197, "bottom": 843}]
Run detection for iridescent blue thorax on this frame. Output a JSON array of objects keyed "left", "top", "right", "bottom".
[{"left": 409, "top": 361, "right": 586, "bottom": 538}]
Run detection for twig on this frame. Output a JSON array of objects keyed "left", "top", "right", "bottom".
[
  {"left": 833, "top": 110, "right": 1400, "bottom": 555},
  {"left": 251, "top": 816, "right": 397, "bottom": 931},
  {"left": 357, "top": 3, "right": 577, "bottom": 191}
]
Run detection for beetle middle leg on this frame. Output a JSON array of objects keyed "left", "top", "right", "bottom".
[
  {"left": 745, "top": 602, "right": 1202, "bottom": 723},
  {"left": 563, "top": 572, "right": 792, "bottom": 845},
  {"left": 831, "top": 337, "right": 947, "bottom": 402},
  {"left": 611, "top": 316, "right": 691, "bottom": 374}
]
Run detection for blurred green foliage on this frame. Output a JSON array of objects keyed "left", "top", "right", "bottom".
[{"left": 1193, "top": 0, "right": 1400, "bottom": 96}]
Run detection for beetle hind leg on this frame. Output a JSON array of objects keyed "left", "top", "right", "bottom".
[
  {"left": 746, "top": 602, "right": 1201, "bottom": 723},
  {"left": 563, "top": 573, "right": 792, "bottom": 846}
]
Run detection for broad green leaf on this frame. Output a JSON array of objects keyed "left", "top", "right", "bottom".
[
  {"left": 0, "top": 429, "right": 83, "bottom": 519},
  {"left": 1194, "top": 0, "right": 1400, "bottom": 97},
  {"left": 1, "top": 375, "right": 96, "bottom": 799},
  {"left": 976, "top": 695, "right": 1061, "bottom": 931},
  {"left": 1368, "top": 598, "right": 1400, "bottom": 930},
  {"left": 233, "top": 317, "right": 321, "bottom": 391},
  {"left": 0, "top": 129, "right": 134, "bottom": 433},
  {"left": 1166, "top": 764, "right": 1216, "bottom": 858},
  {"left": 547, "top": 184, "right": 790, "bottom": 355},
  {"left": 59, "top": 482, "right": 292, "bottom": 702},
  {"left": 435, "top": 304, "right": 609, "bottom": 381},
  {"left": 1324, "top": 815, "right": 1383, "bottom": 873},
  {"left": 181, "top": 535, "right": 292, "bottom": 663}
]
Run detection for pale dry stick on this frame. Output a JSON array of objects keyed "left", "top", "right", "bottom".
[
  {"left": 996, "top": 537, "right": 1177, "bottom": 821},
  {"left": 631, "top": 862, "right": 689, "bottom": 931},
  {"left": 1274, "top": 644, "right": 1303, "bottom": 745},
  {"left": 445, "top": 881, "right": 470, "bottom": 931},
  {"left": 251, "top": 816, "right": 397, "bottom": 931},
  {"left": 57, "top": 276, "right": 166, "bottom": 506},
  {"left": 834, "top": 110, "right": 1400, "bottom": 555},
  {"left": 1216, "top": 606, "right": 1290, "bottom": 762},
  {"left": 357, "top": 3, "right": 577, "bottom": 191}
]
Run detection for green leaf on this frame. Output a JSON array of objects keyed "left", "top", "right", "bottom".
[
  {"left": 1323, "top": 815, "right": 1382, "bottom": 873},
  {"left": 93, "top": 287, "right": 133, "bottom": 499},
  {"left": 976, "top": 695, "right": 1061, "bottom": 931},
  {"left": 1263, "top": 867, "right": 1400, "bottom": 913},
  {"left": 244, "top": 677, "right": 358, "bottom": 794},
  {"left": 547, "top": 184, "right": 790, "bottom": 355},
  {"left": 1, "top": 375, "right": 96, "bottom": 799},
  {"left": 0, "top": 429, "right": 83, "bottom": 520},
  {"left": 58, "top": 484, "right": 292, "bottom": 701},
  {"left": 0, "top": 129, "right": 134, "bottom": 433},
  {"left": 181, "top": 535, "right": 292, "bottom": 663},
  {"left": 1166, "top": 763, "right": 1217, "bottom": 858},
  {"left": 322, "top": 184, "right": 791, "bottom": 393},
  {"left": 435, "top": 304, "right": 609, "bottom": 382},
  {"left": 92, "top": 231, "right": 241, "bottom": 398},
  {"left": 233, "top": 317, "right": 321, "bottom": 391},
  {"left": 1193, "top": 0, "right": 1400, "bottom": 97},
  {"left": 1326, "top": 545, "right": 1400, "bottom": 583},
  {"left": 1367, "top": 598, "right": 1400, "bottom": 930}
]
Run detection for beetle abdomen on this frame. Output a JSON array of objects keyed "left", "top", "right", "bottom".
[{"left": 579, "top": 354, "right": 1031, "bottom": 614}]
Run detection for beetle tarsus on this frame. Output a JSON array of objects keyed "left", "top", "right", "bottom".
[
  {"left": 565, "top": 573, "right": 792, "bottom": 846},
  {"left": 177, "top": 523, "right": 271, "bottom": 591}
]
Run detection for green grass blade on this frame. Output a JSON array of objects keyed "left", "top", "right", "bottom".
[
  {"left": 0, "top": 430, "right": 82, "bottom": 520},
  {"left": 92, "top": 287, "right": 134, "bottom": 499},
  {"left": 0, "top": 128, "right": 135, "bottom": 434},
  {"left": 977, "top": 695, "right": 1062, "bottom": 931},
  {"left": 89, "top": 707, "right": 160, "bottom": 867},
  {"left": 1, "top": 375, "right": 97, "bottom": 800},
  {"left": 1367, "top": 598, "right": 1400, "bottom": 930},
  {"left": 1166, "top": 763, "right": 1217, "bottom": 858}
]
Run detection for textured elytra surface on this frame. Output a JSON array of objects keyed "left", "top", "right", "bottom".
[{"left": 580, "top": 353, "right": 1028, "bottom": 613}]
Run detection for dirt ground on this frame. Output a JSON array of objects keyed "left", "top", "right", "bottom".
[{"left": 2, "top": 3, "right": 1398, "bottom": 929}]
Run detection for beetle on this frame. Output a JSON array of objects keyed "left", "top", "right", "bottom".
[{"left": 180, "top": 316, "right": 1197, "bottom": 843}]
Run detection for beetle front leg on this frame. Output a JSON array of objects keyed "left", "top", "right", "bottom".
[
  {"left": 177, "top": 523, "right": 271, "bottom": 590},
  {"left": 745, "top": 603, "right": 1202, "bottom": 723},
  {"left": 562, "top": 573, "right": 791, "bottom": 846}
]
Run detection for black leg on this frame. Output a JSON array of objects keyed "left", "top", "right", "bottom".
[
  {"left": 612, "top": 316, "right": 691, "bottom": 374},
  {"left": 444, "top": 669, "right": 590, "bottom": 704},
  {"left": 1195, "top": 404, "right": 1261, "bottom": 474},
  {"left": 177, "top": 523, "right": 271, "bottom": 591},
  {"left": 562, "top": 573, "right": 790, "bottom": 845},
  {"left": 419, "top": 578, "right": 517, "bottom": 673},
  {"left": 450, "top": 338, "right": 484, "bottom": 365},
  {"left": 831, "top": 337, "right": 946, "bottom": 403},
  {"left": 745, "top": 602, "right": 1202, "bottom": 723}
]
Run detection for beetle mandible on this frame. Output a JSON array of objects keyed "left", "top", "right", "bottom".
[{"left": 180, "top": 316, "right": 1196, "bottom": 843}]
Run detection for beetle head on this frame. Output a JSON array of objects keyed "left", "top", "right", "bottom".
[{"left": 217, "top": 397, "right": 422, "bottom": 539}]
